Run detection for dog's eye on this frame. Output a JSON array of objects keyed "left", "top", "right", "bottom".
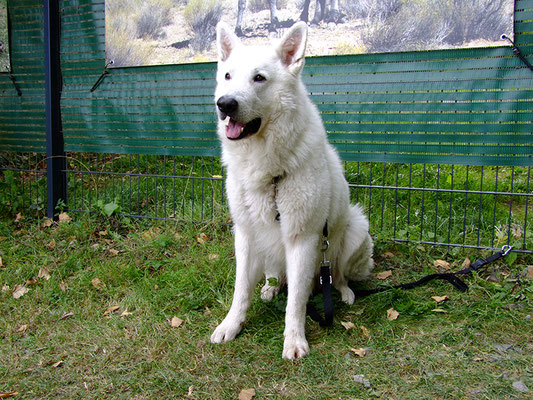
[
  {"left": 253, "top": 74, "right": 266, "bottom": 82},
  {"left": 225, "top": 73, "right": 231, "bottom": 80}
]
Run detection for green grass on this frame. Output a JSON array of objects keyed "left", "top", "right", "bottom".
[{"left": 0, "top": 212, "right": 531, "bottom": 399}]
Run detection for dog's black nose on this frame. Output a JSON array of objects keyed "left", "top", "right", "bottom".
[{"left": 217, "top": 96, "right": 238, "bottom": 115}]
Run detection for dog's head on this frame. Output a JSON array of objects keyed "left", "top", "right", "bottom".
[{"left": 214, "top": 22, "right": 308, "bottom": 141}]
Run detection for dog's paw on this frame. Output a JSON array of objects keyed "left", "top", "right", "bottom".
[
  {"left": 260, "top": 282, "right": 280, "bottom": 302},
  {"left": 210, "top": 320, "right": 242, "bottom": 344},
  {"left": 282, "top": 336, "right": 309, "bottom": 360},
  {"left": 339, "top": 286, "right": 355, "bottom": 305}
]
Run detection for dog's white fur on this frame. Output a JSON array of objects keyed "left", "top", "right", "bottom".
[{"left": 211, "top": 21, "right": 374, "bottom": 360}]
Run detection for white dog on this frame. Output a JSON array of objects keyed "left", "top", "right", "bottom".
[{"left": 210, "top": 21, "right": 374, "bottom": 360}]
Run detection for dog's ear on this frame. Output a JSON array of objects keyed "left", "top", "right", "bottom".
[
  {"left": 277, "top": 22, "right": 308, "bottom": 75},
  {"left": 217, "top": 22, "right": 240, "bottom": 62}
]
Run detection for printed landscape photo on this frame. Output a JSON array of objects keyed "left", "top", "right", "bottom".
[{"left": 105, "top": 0, "right": 514, "bottom": 67}]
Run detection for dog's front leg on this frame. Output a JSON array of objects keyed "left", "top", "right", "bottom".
[
  {"left": 211, "top": 226, "right": 260, "bottom": 344},
  {"left": 282, "top": 233, "right": 319, "bottom": 360}
]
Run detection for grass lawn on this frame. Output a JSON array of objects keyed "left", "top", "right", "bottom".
[{"left": 0, "top": 212, "right": 531, "bottom": 399}]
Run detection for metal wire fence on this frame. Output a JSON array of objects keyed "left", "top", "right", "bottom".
[{"left": 1, "top": 151, "right": 531, "bottom": 254}]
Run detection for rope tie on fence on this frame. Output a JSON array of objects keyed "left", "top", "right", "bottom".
[
  {"left": 502, "top": 35, "right": 533, "bottom": 72},
  {"left": 90, "top": 60, "right": 114, "bottom": 92}
]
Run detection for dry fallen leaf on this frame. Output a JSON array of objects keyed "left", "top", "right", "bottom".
[
  {"left": 187, "top": 386, "right": 194, "bottom": 397},
  {"left": 431, "top": 295, "right": 449, "bottom": 303},
  {"left": 47, "top": 239, "right": 56, "bottom": 250},
  {"left": 41, "top": 218, "right": 53, "bottom": 228},
  {"left": 238, "top": 388, "right": 256, "bottom": 400},
  {"left": 434, "top": 259, "right": 450, "bottom": 270},
  {"left": 14, "top": 213, "right": 24, "bottom": 222},
  {"left": 350, "top": 347, "right": 367, "bottom": 357},
  {"left": 383, "top": 251, "right": 395, "bottom": 258},
  {"left": 52, "top": 360, "right": 64, "bottom": 368},
  {"left": 104, "top": 305, "right": 120, "bottom": 315},
  {"left": 340, "top": 321, "right": 356, "bottom": 330},
  {"left": 108, "top": 248, "right": 120, "bottom": 256},
  {"left": 16, "top": 324, "right": 27, "bottom": 333},
  {"left": 58, "top": 212, "right": 71, "bottom": 224},
  {"left": 12, "top": 284, "right": 29, "bottom": 299},
  {"left": 59, "top": 312, "right": 74, "bottom": 320},
  {"left": 208, "top": 253, "right": 219, "bottom": 261},
  {"left": 1, "top": 283, "right": 9, "bottom": 293},
  {"left": 0, "top": 256, "right": 3, "bottom": 268},
  {"left": 120, "top": 309, "right": 133, "bottom": 317},
  {"left": 0, "top": 392, "right": 19, "bottom": 399},
  {"left": 91, "top": 278, "right": 105, "bottom": 289},
  {"left": 196, "top": 233, "right": 210, "bottom": 245},
  {"left": 171, "top": 316, "right": 184, "bottom": 328},
  {"left": 387, "top": 308, "right": 399, "bottom": 321},
  {"left": 360, "top": 325, "right": 370, "bottom": 338},
  {"left": 59, "top": 281, "right": 68, "bottom": 292},
  {"left": 38, "top": 266, "right": 51, "bottom": 281},
  {"left": 432, "top": 308, "right": 448, "bottom": 313},
  {"left": 376, "top": 270, "right": 392, "bottom": 280},
  {"left": 462, "top": 257, "right": 471, "bottom": 269},
  {"left": 526, "top": 266, "right": 533, "bottom": 279}
]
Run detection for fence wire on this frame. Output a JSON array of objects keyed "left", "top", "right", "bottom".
[{"left": 1, "top": 152, "right": 531, "bottom": 254}]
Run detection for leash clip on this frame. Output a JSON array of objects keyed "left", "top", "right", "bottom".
[{"left": 501, "top": 245, "right": 513, "bottom": 257}]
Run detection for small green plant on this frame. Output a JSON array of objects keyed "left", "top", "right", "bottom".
[{"left": 95, "top": 199, "right": 121, "bottom": 217}]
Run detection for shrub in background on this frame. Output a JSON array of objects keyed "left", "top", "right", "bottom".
[
  {"left": 352, "top": 0, "right": 513, "bottom": 53},
  {"left": 183, "top": 0, "right": 223, "bottom": 52},
  {"left": 136, "top": 0, "right": 174, "bottom": 39}
]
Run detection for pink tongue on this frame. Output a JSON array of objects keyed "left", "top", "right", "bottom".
[{"left": 226, "top": 119, "right": 245, "bottom": 139}]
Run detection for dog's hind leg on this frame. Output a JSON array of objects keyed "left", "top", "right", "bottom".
[{"left": 211, "top": 226, "right": 261, "bottom": 343}]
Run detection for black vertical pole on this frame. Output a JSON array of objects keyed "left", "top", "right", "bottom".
[{"left": 44, "top": 0, "right": 66, "bottom": 218}]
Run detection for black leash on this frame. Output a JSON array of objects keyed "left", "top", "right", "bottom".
[{"left": 306, "top": 244, "right": 513, "bottom": 327}]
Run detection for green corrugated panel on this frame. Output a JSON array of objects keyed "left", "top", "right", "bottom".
[{"left": 0, "top": 1, "right": 46, "bottom": 153}]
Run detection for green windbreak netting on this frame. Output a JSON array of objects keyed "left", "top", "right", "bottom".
[{"left": 1, "top": 0, "right": 532, "bottom": 166}]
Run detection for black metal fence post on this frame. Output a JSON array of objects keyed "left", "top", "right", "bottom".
[{"left": 44, "top": 0, "right": 66, "bottom": 218}]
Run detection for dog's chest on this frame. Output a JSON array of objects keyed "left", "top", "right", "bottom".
[{"left": 240, "top": 176, "right": 280, "bottom": 224}]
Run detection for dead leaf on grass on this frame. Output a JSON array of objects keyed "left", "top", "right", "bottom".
[
  {"left": 91, "top": 278, "right": 105, "bottom": 290},
  {"left": 14, "top": 213, "right": 24, "bottom": 223},
  {"left": 171, "top": 316, "right": 184, "bottom": 328},
  {"left": 350, "top": 347, "right": 367, "bottom": 357},
  {"left": 59, "top": 312, "right": 74, "bottom": 320},
  {"left": 340, "top": 321, "right": 356, "bottom": 330},
  {"left": 59, "top": 281, "right": 68, "bottom": 292},
  {"left": 58, "top": 212, "right": 71, "bottom": 224},
  {"left": 16, "top": 324, "right": 27, "bottom": 333},
  {"left": 431, "top": 295, "right": 449, "bottom": 303},
  {"left": 0, "top": 256, "right": 3, "bottom": 268},
  {"left": 120, "top": 309, "right": 133, "bottom": 317},
  {"left": 47, "top": 239, "right": 56, "bottom": 250},
  {"left": 208, "top": 253, "right": 219, "bottom": 261},
  {"left": 104, "top": 305, "right": 120, "bottom": 316},
  {"left": 0, "top": 392, "right": 19, "bottom": 399},
  {"left": 238, "top": 388, "right": 256, "bottom": 400},
  {"left": 434, "top": 259, "right": 450, "bottom": 270},
  {"left": 1, "top": 283, "right": 9, "bottom": 293},
  {"left": 196, "top": 233, "right": 210, "bottom": 245},
  {"left": 360, "top": 325, "right": 370, "bottom": 338},
  {"left": 108, "top": 248, "right": 120, "bottom": 256},
  {"left": 383, "top": 251, "right": 395, "bottom": 258},
  {"left": 52, "top": 360, "right": 64, "bottom": 368},
  {"left": 526, "top": 266, "right": 533, "bottom": 279},
  {"left": 41, "top": 218, "right": 53, "bottom": 228},
  {"left": 38, "top": 266, "right": 51, "bottom": 280},
  {"left": 376, "top": 270, "right": 392, "bottom": 280},
  {"left": 462, "top": 257, "right": 471, "bottom": 269},
  {"left": 432, "top": 308, "right": 448, "bottom": 313},
  {"left": 386, "top": 308, "right": 399, "bottom": 321},
  {"left": 12, "top": 285, "right": 28, "bottom": 299}
]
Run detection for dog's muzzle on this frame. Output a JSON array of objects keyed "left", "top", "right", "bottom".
[{"left": 216, "top": 96, "right": 262, "bottom": 140}]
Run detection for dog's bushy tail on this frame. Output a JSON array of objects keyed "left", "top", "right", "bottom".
[{"left": 340, "top": 204, "right": 374, "bottom": 282}]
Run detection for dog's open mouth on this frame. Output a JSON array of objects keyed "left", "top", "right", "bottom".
[{"left": 224, "top": 117, "right": 262, "bottom": 140}]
